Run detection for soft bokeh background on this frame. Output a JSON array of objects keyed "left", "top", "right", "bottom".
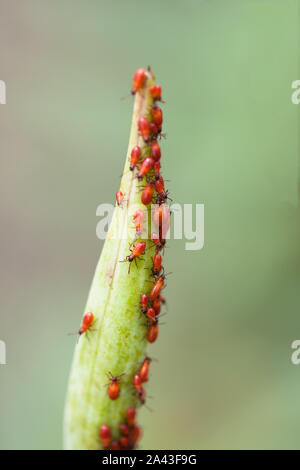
[{"left": 0, "top": 0, "right": 299, "bottom": 449}]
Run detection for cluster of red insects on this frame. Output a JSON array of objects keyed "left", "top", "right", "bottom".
[
  {"left": 123, "top": 67, "right": 170, "bottom": 349},
  {"left": 99, "top": 407, "right": 142, "bottom": 450},
  {"left": 79, "top": 68, "right": 170, "bottom": 450}
]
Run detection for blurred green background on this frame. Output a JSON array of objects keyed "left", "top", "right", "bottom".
[{"left": 0, "top": 0, "right": 300, "bottom": 450}]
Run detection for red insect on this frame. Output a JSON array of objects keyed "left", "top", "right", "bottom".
[
  {"left": 120, "top": 423, "right": 130, "bottom": 436},
  {"left": 132, "top": 68, "right": 146, "bottom": 95},
  {"left": 107, "top": 372, "right": 124, "bottom": 400},
  {"left": 140, "top": 294, "right": 149, "bottom": 314},
  {"left": 99, "top": 425, "right": 111, "bottom": 449},
  {"left": 133, "top": 374, "right": 146, "bottom": 404},
  {"left": 151, "top": 232, "right": 166, "bottom": 252},
  {"left": 130, "top": 146, "right": 141, "bottom": 171},
  {"left": 128, "top": 425, "right": 142, "bottom": 447},
  {"left": 141, "top": 181, "right": 154, "bottom": 205},
  {"left": 120, "top": 436, "right": 130, "bottom": 449},
  {"left": 116, "top": 190, "right": 124, "bottom": 207},
  {"left": 111, "top": 441, "right": 120, "bottom": 450},
  {"left": 148, "top": 319, "right": 159, "bottom": 343},
  {"left": 152, "top": 253, "right": 162, "bottom": 276},
  {"left": 133, "top": 209, "right": 145, "bottom": 236},
  {"left": 154, "top": 175, "right": 169, "bottom": 201},
  {"left": 153, "top": 203, "right": 171, "bottom": 239},
  {"left": 123, "top": 241, "right": 146, "bottom": 273},
  {"left": 138, "top": 116, "right": 150, "bottom": 143},
  {"left": 152, "top": 297, "right": 161, "bottom": 315},
  {"left": 133, "top": 374, "right": 142, "bottom": 390},
  {"left": 150, "top": 275, "right": 165, "bottom": 300},
  {"left": 139, "top": 357, "right": 152, "bottom": 383},
  {"left": 146, "top": 307, "right": 156, "bottom": 323},
  {"left": 78, "top": 312, "right": 94, "bottom": 336},
  {"left": 152, "top": 105, "right": 163, "bottom": 130},
  {"left": 150, "top": 122, "right": 159, "bottom": 140},
  {"left": 137, "top": 157, "right": 154, "bottom": 180},
  {"left": 150, "top": 84, "right": 162, "bottom": 101},
  {"left": 126, "top": 407, "right": 136, "bottom": 427},
  {"left": 153, "top": 160, "right": 161, "bottom": 178},
  {"left": 151, "top": 141, "right": 161, "bottom": 161}
]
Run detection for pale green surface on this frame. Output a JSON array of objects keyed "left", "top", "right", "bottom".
[
  {"left": 0, "top": 0, "right": 300, "bottom": 450},
  {"left": 64, "top": 73, "right": 156, "bottom": 449}
]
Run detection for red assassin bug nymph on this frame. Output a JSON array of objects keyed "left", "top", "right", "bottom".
[
  {"left": 121, "top": 241, "right": 146, "bottom": 273},
  {"left": 152, "top": 297, "right": 161, "bottom": 315},
  {"left": 151, "top": 141, "right": 161, "bottom": 162},
  {"left": 137, "top": 157, "right": 154, "bottom": 180},
  {"left": 146, "top": 307, "right": 156, "bottom": 323},
  {"left": 152, "top": 105, "right": 163, "bottom": 132},
  {"left": 154, "top": 175, "right": 170, "bottom": 202},
  {"left": 140, "top": 294, "right": 149, "bottom": 314},
  {"left": 141, "top": 181, "right": 154, "bottom": 205},
  {"left": 150, "top": 274, "right": 165, "bottom": 300},
  {"left": 120, "top": 436, "right": 130, "bottom": 449},
  {"left": 133, "top": 374, "right": 146, "bottom": 404},
  {"left": 126, "top": 407, "right": 136, "bottom": 427},
  {"left": 130, "top": 146, "right": 141, "bottom": 171},
  {"left": 68, "top": 312, "right": 95, "bottom": 341},
  {"left": 150, "top": 122, "right": 159, "bottom": 140},
  {"left": 79, "top": 312, "right": 94, "bottom": 335},
  {"left": 99, "top": 425, "right": 111, "bottom": 449},
  {"left": 152, "top": 253, "right": 162, "bottom": 276},
  {"left": 128, "top": 425, "right": 142, "bottom": 447},
  {"left": 132, "top": 68, "right": 147, "bottom": 95},
  {"left": 111, "top": 441, "right": 121, "bottom": 450},
  {"left": 149, "top": 84, "right": 162, "bottom": 102},
  {"left": 138, "top": 117, "right": 150, "bottom": 143},
  {"left": 107, "top": 372, "right": 125, "bottom": 401},
  {"left": 153, "top": 160, "right": 161, "bottom": 178},
  {"left": 116, "top": 191, "right": 124, "bottom": 207},
  {"left": 147, "top": 319, "right": 159, "bottom": 343},
  {"left": 120, "top": 423, "right": 130, "bottom": 436},
  {"left": 139, "top": 357, "right": 152, "bottom": 382}
]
